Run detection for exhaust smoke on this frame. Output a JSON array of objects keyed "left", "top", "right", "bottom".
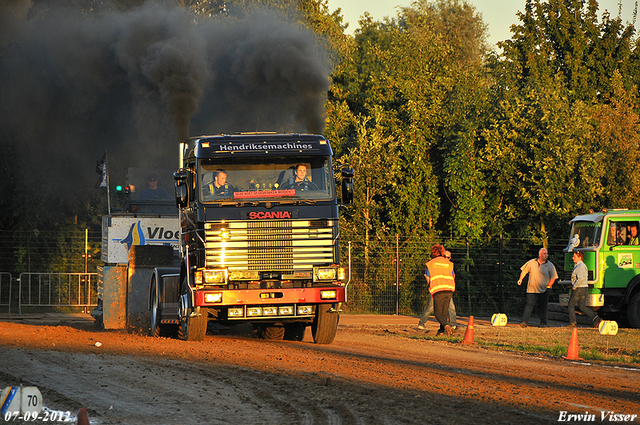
[{"left": 0, "top": 1, "right": 331, "bottom": 206}]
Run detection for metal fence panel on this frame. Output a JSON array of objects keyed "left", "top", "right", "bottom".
[{"left": 18, "top": 273, "right": 98, "bottom": 314}]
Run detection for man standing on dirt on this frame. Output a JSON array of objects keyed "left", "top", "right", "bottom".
[
  {"left": 425, "top": 244, "right": 456, "bottom": 336},
  {"left": 517, "top": 248, "right": 558, "bottom": 328},
  {"left": 566, "top": 250, "right": 601, "bottom": 328},
  {"left": 417, "top": 250, "right": 457, "bottom": 331}
]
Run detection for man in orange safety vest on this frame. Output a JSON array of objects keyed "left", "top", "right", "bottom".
[{"left": 425, "top": 243, "right": 456, "bottom": 336}]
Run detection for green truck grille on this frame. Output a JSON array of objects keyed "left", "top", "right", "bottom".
[{"left": 204, "top": 220, "right": 335, "bottom": 273}]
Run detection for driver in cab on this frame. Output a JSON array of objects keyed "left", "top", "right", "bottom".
[
  {"left": 208, "top": 169, "right": 234, "bottom": 196},
  {"left": 285, "top": 163, "right": 318, "bottom": 191}
]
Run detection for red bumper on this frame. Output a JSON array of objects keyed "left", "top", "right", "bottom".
[{"left": 194, "top": 286, "right": 345, "bottom": 306}]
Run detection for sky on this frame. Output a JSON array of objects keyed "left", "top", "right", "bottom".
[{"left": 325, "top": 0, "right": 638, "bottom": 46}]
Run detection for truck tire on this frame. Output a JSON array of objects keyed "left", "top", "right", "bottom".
[
  {"left": 284, "top": 322, "right": 306, "bottom": 341},
  {"left": 627, "top": 292, "right": 640, "bottom": 328},
  {"left": 150, "top": 284, "right": 162, "bottom": 337},
  {"left": 178, "top": 278, "right": 207, "bottom": 341},
  {"left": 312, "top": 304, "right": 338, "bottom": 344},
  {"left": 257, "top": 324, "right": 285, "bottom": 340},
  {"left": 150, "top": 284, "right": 178, "bottom": 338},
  {"left": 178, "top": 307, "right": 207, "bottom": 341}
]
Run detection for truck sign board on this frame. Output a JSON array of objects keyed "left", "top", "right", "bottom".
[{"left": 101, "top": 216, "right": 178, "bottom": 264}]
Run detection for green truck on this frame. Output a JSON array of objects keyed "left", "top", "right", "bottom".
[{"left": 561, "top": 209, "right": 640, "bottom": 328}]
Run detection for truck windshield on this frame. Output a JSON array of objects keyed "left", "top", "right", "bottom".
[
  {"left": 199, "top": 157, "right": 335, "bottom": 202},
  {"left": 568, "top": 221, "right": 602, "bottom": 248},
  {"left": 123, "top": 167, "right": 177, "bottom": 215}
]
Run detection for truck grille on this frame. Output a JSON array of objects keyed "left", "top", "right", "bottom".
[{"left": 204, "top": 220, "right": 335, "bottom": 273}]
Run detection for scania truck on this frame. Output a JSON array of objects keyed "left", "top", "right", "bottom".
[
  {"left": 148, "top": 133, "right": 354, "bottom": 344},
  {"left": 560, "top": 209, "right": 640, "bottom": 328}
]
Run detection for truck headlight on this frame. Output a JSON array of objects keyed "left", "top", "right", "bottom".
[
  {"left": 320, "top": 290, "right": 337, "bottom": 300},
  {"left": 297, "top": 305, "right": 313, "bottom": 315},
  {"left": 204, "top": 292, "right": 223, "bottom": 303},
  {"left": 263, "top": 307, "right": 277, "bottom": 316},
  {"left": 247, "top": 307, "right": 263, "bottom": 316},
  {"left": 314, "top": 268, "right": 337, "bottom": 281},
  {"left": 203, "top": 269, "right": 227, "bottom": 284},
  {"left": 278, "top": 306, "right": 294, "bottom": 315},
  {"left": 228, "top": 308, "right": 244, "bottom": 317}
]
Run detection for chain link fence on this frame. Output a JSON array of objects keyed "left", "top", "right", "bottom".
[
  {"left": 342, "top": 235, "right": 568, "bottom": 319},
  {"left": 1, "top": 229, "right": 569, "bottom": 319}
]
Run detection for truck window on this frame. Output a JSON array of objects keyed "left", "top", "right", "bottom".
[
  {"left": 608, "top": 221, "right": 640, "bottom": 246},
  {"left": 199, "top": 157, "right": 335, "bottom": 202},
  {"left": 120, "top": 167, "right": 177, "bottom": 215},
  {"left": 568, "top": 220, "right": 602, "bottom": 248}
]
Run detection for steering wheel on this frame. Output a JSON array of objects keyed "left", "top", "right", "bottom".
[{"left": 297, "top": 180, "right": 318, "bottom": 191}]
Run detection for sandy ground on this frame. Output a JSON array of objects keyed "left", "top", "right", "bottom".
[{"left": 0, "top": 313, "right": 639, "bottom": 424}]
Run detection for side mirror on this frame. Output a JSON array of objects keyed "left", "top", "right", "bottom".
[
  {"left": 341, "top": 167, "right": 354, "bottom": 205},
  {"left": 174, "top": 169, "right": 188, "bottom": 208}
]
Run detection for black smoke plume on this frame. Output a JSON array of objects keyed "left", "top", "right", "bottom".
[{"left": 0, "top": 1, "right": 331, "bottom": 215}]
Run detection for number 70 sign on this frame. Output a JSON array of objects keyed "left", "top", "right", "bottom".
[{"left": 1, "top": 386, "right": 42, "bottom": 416}]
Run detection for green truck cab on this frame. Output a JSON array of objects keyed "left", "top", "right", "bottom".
[{"left": 561, "top": 209, "right": 640, "bottom": 328}]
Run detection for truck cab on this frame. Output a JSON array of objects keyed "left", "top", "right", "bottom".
[{"left": 561, "top": 209, "right": 640, "bottom": 327}]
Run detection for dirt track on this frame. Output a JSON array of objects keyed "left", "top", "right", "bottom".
[{"left": 1, "top": 314, "right": 639, "bottom": 424}]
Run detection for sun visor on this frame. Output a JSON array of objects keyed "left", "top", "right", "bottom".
[{"left": 569, "top": 214, "right": 604, "bottom": 223}]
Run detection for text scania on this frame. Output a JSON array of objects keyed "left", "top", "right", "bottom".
[
  {"left": 218, "top": 143, "right": 313, "bottom": 151},
  {"left": 248, "top": 211, "right": 292, "bottom": 219}
]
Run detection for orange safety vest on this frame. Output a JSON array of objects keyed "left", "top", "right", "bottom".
[{"left": 426, "top": 257, "right": 455, "bottom": 294}]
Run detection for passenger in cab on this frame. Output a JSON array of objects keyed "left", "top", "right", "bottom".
[
  {"left": 607, "top": 224, "right": 623, "bottom": 246},
  {"left": 628, "top": 224, "right": 639, "bottom": 245}
]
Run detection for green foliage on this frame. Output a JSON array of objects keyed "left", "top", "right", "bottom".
[
  {"left": 483, "top": 0, "right": 640, "bottom": 240},
  {"left": 499, "top": 0, "right": 635, "bottom": 102},
  {"left": 589, "top": 71, "right": 640, "bottom": 209},
  {"left": 329, "top": 0, "right": 491, "bottom": 240},
  {"left": 481, "top": 76, "right": 602, "bottom": 238}
]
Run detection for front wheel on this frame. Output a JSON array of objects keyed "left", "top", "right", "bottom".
[
  {"left": 312, "top": 304, "right": 338, "bottom": 344},
  {"left": 178, "top": 278, "right": 207, "bottom": 341},
  {"left": 627, "top": 292, "right": 640, "bottom": 328}
]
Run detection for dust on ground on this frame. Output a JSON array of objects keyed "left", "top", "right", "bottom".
[{"left": 1, "top": 314, "right": 639, "bottom": 424}]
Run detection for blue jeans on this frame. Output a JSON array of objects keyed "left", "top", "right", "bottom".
[
  {"left": 568, "top": 287, "right": 597, "bottom": 324},
  {"left": 521, "top": 289, "right": 550, "bottom": 325},
  {"left": 418, "top": 293, "right": 457, "bottom": 326}
]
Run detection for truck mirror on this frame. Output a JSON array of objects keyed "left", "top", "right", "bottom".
[
  {"left": 174, "top": 170, "right": 188, "bottom": 208},
  {"left": 341, "top": 167, "right": 354, "bottom": 205}
]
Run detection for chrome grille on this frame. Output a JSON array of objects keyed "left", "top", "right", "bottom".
[{"left": 204, "top": 220, "right": 335, "bottom": 273}]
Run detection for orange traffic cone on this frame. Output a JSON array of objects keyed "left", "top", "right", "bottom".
[
  {"left": 77, "top": 408, "right": 90, "bottom": 425},
  {"left": 562, "top": 327, "right": 583, "bottom": 360},
  {"left": 462, "top": 315, "right": 475, "bottom": 344}
]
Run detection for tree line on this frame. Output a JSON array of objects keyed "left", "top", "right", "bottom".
[{"left": 323, "top": 0, "right": 640, "bottom": 248}]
